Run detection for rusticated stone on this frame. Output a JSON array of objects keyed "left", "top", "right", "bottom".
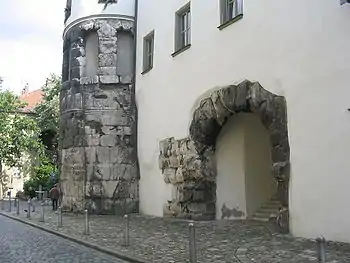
[
  {"left": 59, "top": 18, "right": 138, "bottom": 215},
  {"left": 160, "top": 80, "right": 290, "bottom": 227}
]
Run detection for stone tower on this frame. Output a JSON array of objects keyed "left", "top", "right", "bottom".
[{"left": 59, "top": 0, "right": 139, "bottom": 214}]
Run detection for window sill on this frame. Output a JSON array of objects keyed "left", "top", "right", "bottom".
[
  {"left": 218, "top": 14, "right": 243, "bottom": 30},
  {"left": 141, "top": 67, "right": 153, "bottom": 75},
  {"left": 171, "top": 44, "right": 191, "bottom": 57}
]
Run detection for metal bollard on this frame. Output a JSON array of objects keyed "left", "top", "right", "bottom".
[
  {"left": 188, "top": 222, "right": 197, "bottom": 263},
  {"left": 123, "top": 214, "right": 129, "bottom": 246},
  {"left": 316, "top": 236, "right": 326, "bottom": 262},
  {"left": 39, "top": 203, "right": 45, "bottom": 222},
  {"left": 84, "top": 209, "right": 89, "bottom": 235},
  {"left": 16, "top": 199, "right": 20, "bottom": 215},
  {"left": 1, "top": 198, "right": 4, "bottom": 211},
  {"left": 8, "top": 194, "right": 12, "bottom": 212},
  {"left": 57, "top": 206, "right": 63, "bottom": 228},
  {"left": 27, "top": 199, "right": 31, "bottom": 218},
  {"left": 14, "top": 197, "right": 17, "bottom": 207}
]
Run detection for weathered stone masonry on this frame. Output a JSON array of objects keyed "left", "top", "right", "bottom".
[
  {"left": 59, "top": 18, "right": 139, "bottom": 214},
  {"left": 159, "top": 80, "right": 290, "bottom": 221}
]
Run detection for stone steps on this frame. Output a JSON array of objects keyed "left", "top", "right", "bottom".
[{"left": 252, "top": 199, "right": 282, "bottom": 222}]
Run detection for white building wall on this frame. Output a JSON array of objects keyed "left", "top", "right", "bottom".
[
  {"left": 215, "top": 115, "right": 246, "bottom": 220},
  {"left": 244, "top": 114, "right": 276, "bottom": 218},
  {"left": 136, "top": 0, "right": 350, "bottom": 242}
]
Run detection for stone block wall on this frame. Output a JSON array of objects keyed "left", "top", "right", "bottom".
[
  {"left": 59, "top": 18, "right": 139, "bottom": 214},
  {"left": 159, "top": 80, "right": 290, "bottom": 221},
  {"left": 159, "top": 137, "right": 216, "bottom": 220}
]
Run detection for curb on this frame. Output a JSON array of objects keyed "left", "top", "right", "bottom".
[{"left": 0, "top": 212, "right": 148, "bottom": 263}]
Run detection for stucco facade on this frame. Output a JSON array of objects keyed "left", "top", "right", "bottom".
[
  {"left": 135, "top": 0, "right": 350, "bottom": 242},
  {"left": 60, "top": 0, "right": 350, "bottom": 243}
]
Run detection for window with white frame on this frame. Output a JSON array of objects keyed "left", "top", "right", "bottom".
[
  {"left": 142, "top": 31, "right": 154, "bottom": 73},
  {"left": 174, "top": 3, "right": 191, "bottom": 54},
  {"left": 220, "top": 0, "right": 243, "bottom": 25}
]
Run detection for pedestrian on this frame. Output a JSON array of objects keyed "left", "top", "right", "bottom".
[{"left": 49, "top": 184, "right": 60, "bottom": 211}]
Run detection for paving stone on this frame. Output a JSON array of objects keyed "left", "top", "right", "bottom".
[
  {"left": 2, "top": 200, "right": 350, "bottom": 263},
  {"left": 0, "top": 212, "right": 128, "bottom": 263}
]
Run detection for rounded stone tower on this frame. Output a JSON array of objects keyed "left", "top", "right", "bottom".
[{"left": 59, "top": 0, "right": 139, "bottom": 214}]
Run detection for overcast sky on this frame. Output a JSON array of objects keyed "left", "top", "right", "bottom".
[{"left": 0, "top": 0, "right": 66, "bottom": 94}]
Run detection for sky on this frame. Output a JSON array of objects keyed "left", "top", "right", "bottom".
[{"left": 0, "top": 0, "right": 66, "bottom": 94}]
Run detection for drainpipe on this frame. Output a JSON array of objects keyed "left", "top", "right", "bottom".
[{"left": 132, "top": 0, "right": 141, "bottom": 181}]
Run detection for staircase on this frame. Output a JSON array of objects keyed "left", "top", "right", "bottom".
[{"left": 252, "top": 199, "right": 282, "bottom": 222}]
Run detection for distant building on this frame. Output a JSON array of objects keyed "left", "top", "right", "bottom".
[
  {"left": 19, "top": 85, "right": 43, "bottom": 112},
  {"left": 60, "top": 0, "right": 350, "bottom": 243}
]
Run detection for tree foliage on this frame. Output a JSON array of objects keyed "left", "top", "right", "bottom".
[
  {"left": 23, "top": 157, "right": 58, "bottom": 198},
  {"left": 34, "top": 74, "right": 61, "bottom": 163},
  {"left": 0, "top": 89, "right": 43, "bottom": 195}
]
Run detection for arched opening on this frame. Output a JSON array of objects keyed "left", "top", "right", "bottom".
[
  {"left": 159, "top": 80, "right": 290, "bottom": 230},
  {"left": 215, "top": 113, "right": 277, "bottom": 220}
]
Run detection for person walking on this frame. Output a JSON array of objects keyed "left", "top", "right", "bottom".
[{"left": 49, "top": 184, "right": 60, "bottom": 211}]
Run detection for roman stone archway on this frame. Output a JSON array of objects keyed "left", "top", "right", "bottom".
[{"left": 159, "top": 80, "right": 290, "bottom": 224}]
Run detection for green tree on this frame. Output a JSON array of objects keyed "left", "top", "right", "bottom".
[
  {"left": 0, "top": 90, "right": 42, "bottom": 196},
  {"left": 23, "top": 157, "right": 58, "bottom": 198},
  {"left": 34, "top": 73, "right": 61, "bottom": 163}
]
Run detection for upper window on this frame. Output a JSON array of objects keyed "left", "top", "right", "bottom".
[
  {"left": 173, "top": 2, "right": 191, "bottom": 56},
  {"left": 219, "top": 0, "right": 243, "bottom": 28},
  {"left": 142, "top": 31, "right": 155, "bottom": 74}
]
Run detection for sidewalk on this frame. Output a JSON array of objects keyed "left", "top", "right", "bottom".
[{"left": 1, "top": 200, "right": 350, "bottom": 263}]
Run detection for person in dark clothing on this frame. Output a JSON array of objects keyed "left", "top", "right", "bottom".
[{"left": 49, "top": 184, "right": 60, "bottom": 211}]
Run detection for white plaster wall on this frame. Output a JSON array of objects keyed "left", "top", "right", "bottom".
[
  {"left": 135, "top": 0, "right": 350, "bottom": 242},
  {"left": 215, "top": 115, "right": 246, "bottom": 220},
  {"left": 244, "top": 114, "right": 276, "bottom": 217},
  {"left": 65, "top": 0, "right": 135, "bottom": 28}
]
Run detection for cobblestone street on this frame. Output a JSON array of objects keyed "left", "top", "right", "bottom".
[
  {"left": 0, "top": 213, "right": 129, "bottom": 263},
  {"left": 1, "top": 200, "right": 350, "bottom": 263}
]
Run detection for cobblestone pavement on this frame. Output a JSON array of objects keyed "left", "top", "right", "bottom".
[
  {"left": 0, "top": 214, "right": 130, "bottom": 263},
  {"left": 2, "top": 200, "right": 350, "bottom": 263}
]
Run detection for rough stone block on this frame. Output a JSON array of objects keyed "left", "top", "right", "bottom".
[
  {"left": 110, "top": 164, "right": 138, "bottom": 180},
  {"left": 99, "top": 38, "right": 117, "bottom": 54},
  {"left": 98, "top": 54, "right": 117, "bottom": 67},
  {"left": 164, "top": 168, "right": 176, "bottom": 184},
  {"left": 85, "top": 147, "right": 96, "bottom": 164},
  {"left": 100, "top": 75, "right": 119, "bottom": 84},
  {"left": 80, "top": 76, "right": 99, "bottom": 85},
  {"left": 101, "top": 112, "right": 129, "bottom": 126},
  {"left": 109, "top": 146, "right": 135, "bottom": 164},
  {"left": 96, "top": 146, "right": 110, "bottom": 163},
  {"left": 61, "top": 148, "right": 86, "bottom": 166},
  {"left": 98, "top": 66, "right": 116, "bottom": 75},
  {"left": 86, "top": 181, "right": 104, "bottom": 197},
  {"left": 119, "top": 75, "right": 132, "bottom": 84},
  {"left": 169, "top": 155, "right": 180, "bottom": 168},
  {"left": 85, "top": 135, "right": 100, "bottom": 146},
  {"left": 187, "top": 203, "right": 207, "bottom": 213},
  {"left": 94, "top": 164, "right": 111, "bottom": 181},
  {"left": 100, "top": 134, "right": 117, "bottom": 147}
]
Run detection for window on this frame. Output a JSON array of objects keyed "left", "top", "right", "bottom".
[
  {"left": 173, "top": 3, "right": 191, "bottom": 56},
  {"left": 142, "top": 31, "right": 154, "bottom": 74},
  {"left": 219, "top": 0, "right": 243, "bottom": 29}
]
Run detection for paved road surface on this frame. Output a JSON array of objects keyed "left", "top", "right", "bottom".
[{"left": 0, "top": 215, "right": 129, "bottom": 263}]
